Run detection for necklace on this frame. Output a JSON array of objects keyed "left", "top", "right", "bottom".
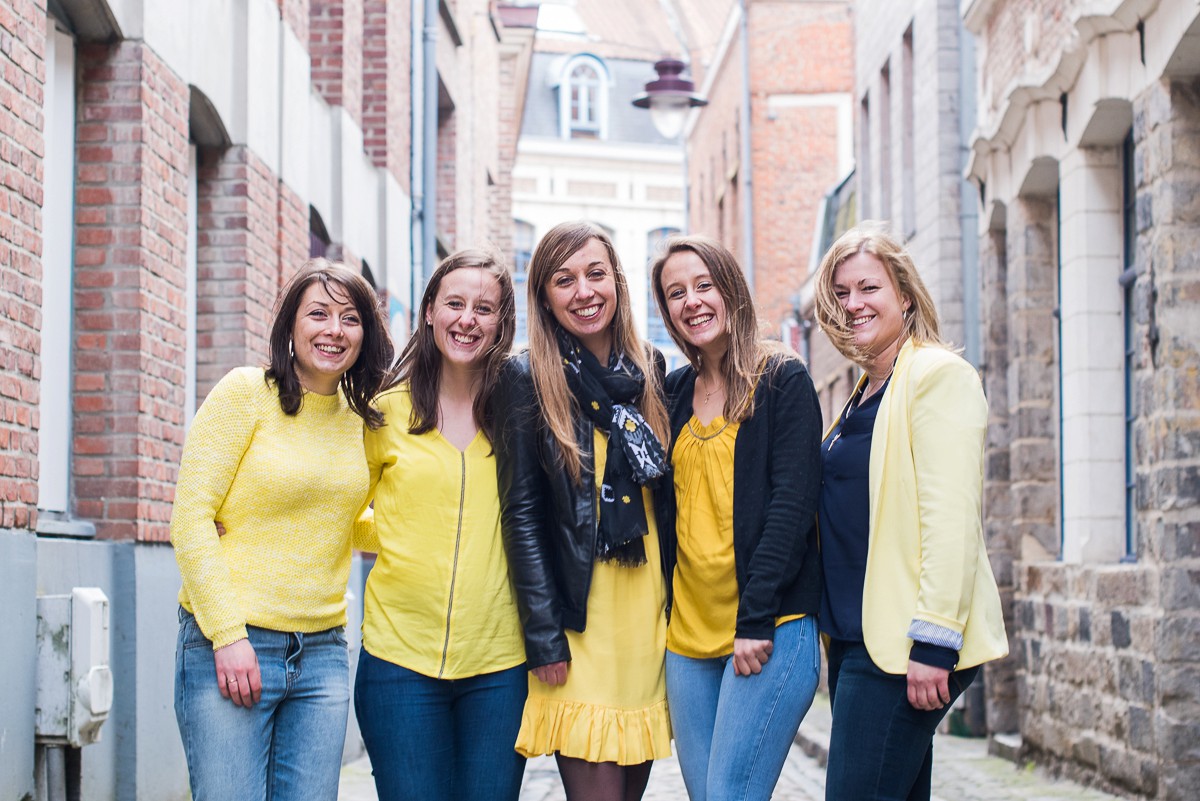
[{"left": 699, "top": 374, "right": 723, "bottom": 405}]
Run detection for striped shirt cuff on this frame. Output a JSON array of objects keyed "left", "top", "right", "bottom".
[{"left": 907, "top": 619, "right": 963, "bottom": 651}]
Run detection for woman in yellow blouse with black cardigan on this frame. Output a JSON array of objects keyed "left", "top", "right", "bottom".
[
  {"left": 813, "top": 223, "right": 1007, "bottom": 801},
  {"left": 353, "top": 250, "right": 525, "bottom": 801},
  {"left": 651, "top": 235, "right": 823, "bottom": 801}
]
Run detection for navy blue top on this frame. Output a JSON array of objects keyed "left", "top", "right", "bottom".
[
  {"left": 817, "top": 379, "right": 959, "bottom": 671},
  {"left": 818, "top": 382, "right": 884, "bottom": 642}
]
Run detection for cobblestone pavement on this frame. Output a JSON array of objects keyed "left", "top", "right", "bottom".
[{"left": 338, "top": 694, "right": 1124, "bottom": 801}]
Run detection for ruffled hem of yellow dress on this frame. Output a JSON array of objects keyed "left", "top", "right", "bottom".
[{"left": 514, "top": 696, "right": 673, "bottom": 765}]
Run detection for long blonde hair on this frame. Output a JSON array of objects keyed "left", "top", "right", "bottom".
[
  {"left": 526, "top": 221, "right": 670, "bottom": 483},
  {"left": 650, "top": 235, "right": 791, "bottom": 422},
  {"left": 813, "top": 221, "right": 946, "bottom": 368}
]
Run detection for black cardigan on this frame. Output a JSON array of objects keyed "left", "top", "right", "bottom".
[{"left": 663, "top": 356, "right": 823, "bottom": 641}]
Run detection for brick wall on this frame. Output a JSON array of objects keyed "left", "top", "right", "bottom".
[
  {"left": 280, "top": 0, "right": 310, "bottom": 44},
  {"left": 362, "top": 0, "right": 410, "bottom": 185},
  {"left": 195, "top": 146, "right": 280, "bottom": 401},
  {"left": 311, "top": 0, "right": 364, "bottom": 126},
  {"left": 73, "top": 42, "right": 190, "bottom": 542},
  {"left": 686, "top": 1, "right": 852, "bottom": 335},
  {"left": 0, "top": 0, "right": 45, "bottom": 531}
]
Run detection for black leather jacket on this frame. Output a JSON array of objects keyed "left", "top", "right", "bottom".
[{"left": 493, "top": 351, "right": 673, "bottom": 669}]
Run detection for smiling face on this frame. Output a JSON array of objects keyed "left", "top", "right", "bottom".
[
  {"left": 832, "top": 251, "right": 911, "bottom": 372},
  {"left": 425, "top": 267, "right": 503, "bottom": 371},
  {"left": 544, "top": 237, "right": 618, "bottom": 360},
  {"left": 659, "top": 249, "right": 728, "bottom": 361},
  {"left": 291, "top": 281, "right": 365, "bottom": 395}
]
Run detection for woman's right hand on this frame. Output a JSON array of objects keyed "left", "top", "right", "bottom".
[
  {"left": 215, "top": 638, "right": 262, "bottom": 707},
  {"left": 532, "top": 660, "right": 569, "bottom": 686}
]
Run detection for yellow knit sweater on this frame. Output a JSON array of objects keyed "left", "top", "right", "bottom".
[{"left": 170, "top": 367, "right": 370, "bottom": 649}]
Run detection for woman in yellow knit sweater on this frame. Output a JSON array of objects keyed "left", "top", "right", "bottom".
[
  {"left": 170, "top": 260, "right": 393, "bottom": 801},
  {"left": 353, "top": 250, "right": 525, "bottom": 801}
]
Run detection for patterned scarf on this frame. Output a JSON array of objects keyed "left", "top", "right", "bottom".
[{"left": 557, "top": 329, "right": 667, "bottom": 566}]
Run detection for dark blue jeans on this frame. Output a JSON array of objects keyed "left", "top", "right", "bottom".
[
  {"left": 353, "top": 650, "right": 527, "bottom": 801},
  {"left": 825, "top": 640, "right": 979, "bottom": 801}
]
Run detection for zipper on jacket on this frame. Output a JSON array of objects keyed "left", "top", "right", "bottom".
[{"left": 438, "top": 452, "right": 467, "bottom": 678}]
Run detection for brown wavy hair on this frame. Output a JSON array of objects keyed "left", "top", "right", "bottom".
[
  {"left": 525, "top": 221, "right": 670, "bottom": 483},
  {"left": 266, "top": 258, "right": 394, "bottom": 429},
  {"left": 812, "top": 221, "right": 946, "bottom": 368},
  {"left": 651, "top": 234, "right": 792, "bottom": 422},
  {"left": 392, "top": 249, "right": 516, "bottom": 440}
]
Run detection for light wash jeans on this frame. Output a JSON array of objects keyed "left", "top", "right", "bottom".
[
  {"left": 354, "top": 650, "right": 527, "bottom": 801},
  {"left": 174, "top": 607, "right": 350, "bottom": 801},
  {"left": 665, "top": 616, "right": 821, "bottom": 801}
]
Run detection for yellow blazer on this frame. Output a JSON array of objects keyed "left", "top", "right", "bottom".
[{"left": 827, "top": 339, "right": 1008, "bottom": 674}]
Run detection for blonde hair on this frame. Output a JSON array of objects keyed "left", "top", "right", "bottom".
[
  {"left": 525, "top": 221, "right": 670, "bottom": 483},
  {"left": 813, "top": 221, "right": 946, "bottom": 368},
  {"left": 650, "top": 235, "right": 791, "bottom": 422}
]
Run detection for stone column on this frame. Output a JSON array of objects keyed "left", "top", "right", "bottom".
[
  {"left": 1135, "top": 77, "right": 1200, "bottom": 801},
  {"left": 979, "top": 219, "right": 1018, "bottom": 735}
]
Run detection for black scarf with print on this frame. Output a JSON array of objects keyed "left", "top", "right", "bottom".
[{"left": 556, "top": 329, "right": 667, "bottom": 566}]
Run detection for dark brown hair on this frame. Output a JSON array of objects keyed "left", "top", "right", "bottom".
[
  {"left": 392, "top": 249, "right": 516, "bottom": 439},
  {"left": 265, "top": 258, "right": 393, "bottom": 429}
]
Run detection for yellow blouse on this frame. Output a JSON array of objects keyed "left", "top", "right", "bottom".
[
  {"left": 667, "top": 415, "right": 803, "bottom": 659},
  {"left": 360, "top": 387, "right": 524, "bottom": 679}
]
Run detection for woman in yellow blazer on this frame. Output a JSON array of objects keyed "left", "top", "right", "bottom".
[{"left": 813, "top": 222, "right": 1007, "bottom": 801}]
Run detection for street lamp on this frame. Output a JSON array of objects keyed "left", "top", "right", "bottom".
[{"left": 632, "top": 58, "right": 707, "bottom": 140}]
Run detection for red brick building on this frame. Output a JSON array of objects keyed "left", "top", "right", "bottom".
[
  {"left": 0, "top": 1, "right": 532, "bottom": 797},
  {"left": 677, "top": 0, "right": 854, "bottom": 341}
]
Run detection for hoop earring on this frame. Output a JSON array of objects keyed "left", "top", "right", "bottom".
[{"left": 289, "top": 338, "right": 295, "bottom": 359}]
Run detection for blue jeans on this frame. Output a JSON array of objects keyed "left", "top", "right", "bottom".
[
  {"left": 665, "top": 616, "right": 821, "bottom": 801},
  {"left": 173, "top": 608, "right": 350, "bottom": 801},
  {"left": 825, "top": 640, "right": 980, "bottom": 801},
  {"left": 354, "top": 650, "right": 527, "bottom": 801}
]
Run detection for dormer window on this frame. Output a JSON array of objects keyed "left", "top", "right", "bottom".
[{"left": 559, "top": 55, "right": 609, "bottom": 140}]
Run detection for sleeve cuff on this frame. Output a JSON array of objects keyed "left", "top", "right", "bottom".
[
  {"left": 909, "top": 641, "right": 959, "bottom": 671},
  {"left": 907, "top": 618, "right": 964, "bottom": 650}
]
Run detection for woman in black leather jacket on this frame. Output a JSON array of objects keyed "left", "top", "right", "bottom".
[{"left": 493, "top": 220, "right": 674, "bottom": 801}]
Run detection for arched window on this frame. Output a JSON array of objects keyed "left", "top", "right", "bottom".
[{"left": 559, "top": 55, "right": 609, "bottom": 140}]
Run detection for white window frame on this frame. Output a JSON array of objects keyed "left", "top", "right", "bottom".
[
  {"left": 558, "top": 54, "right": 609, "bottom": 140},
  {"left": 38, "top": 18, "right": 77, "bottom": 519}
]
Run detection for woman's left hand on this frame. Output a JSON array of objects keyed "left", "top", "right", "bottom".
[
  {"left": 907, "top": 660, "right": 951, "bottom": 710},
  {"left": 733, "top": 638, "right": 773, "bottom": 676}
]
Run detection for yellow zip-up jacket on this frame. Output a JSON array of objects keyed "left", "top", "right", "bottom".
[
  {"left": 828, "top": 339, "right": 1008, "bottom": 674},
  {"left": 360, "top": 386, "right": 524, "bottom": 679}
]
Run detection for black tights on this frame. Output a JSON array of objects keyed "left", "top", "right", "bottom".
[{"left": 555, "top": 754, "right": 654, "bottom": 801}]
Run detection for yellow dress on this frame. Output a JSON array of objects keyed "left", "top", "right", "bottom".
[{"left": 514, "top": 430, "right": 672, "bottom": 765}]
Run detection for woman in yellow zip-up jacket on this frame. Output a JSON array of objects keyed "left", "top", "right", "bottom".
[
  {"left": 813, "top": 223, "right": 1007, "bottom": 801},
  {"left": 353, "top": 250, "right": 526, "bottom": 801}
]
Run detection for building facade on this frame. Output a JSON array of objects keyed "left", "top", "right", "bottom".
[
  {"left": 0, "top": 1, "right": 531, "bottom": 798},
  {"left": 509, "top": 0, "right": 687, "bottom": 359},
  {"left": 678, "top": 0, "right": 855, "bottom": 348},
  {"left": 963, "top": 1, "right": 1200, "bottom": 797}
]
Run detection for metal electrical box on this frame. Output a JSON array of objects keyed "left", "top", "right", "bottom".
[{"left": 35, "top": 587, "right": 114, "bottom": 747}]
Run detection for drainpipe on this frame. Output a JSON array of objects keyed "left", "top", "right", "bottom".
[
  {"left": 958, "top": 18, "right": 980, "bottom": 366},
  {"left": 411, "top": 0, "right": 439, "bottom": 326},
  {"left": 738, "top": 0, "right": 755, "bottom": 291},
  {"left": 422, "top": 0, "right": 439, "bottom": 297}
]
